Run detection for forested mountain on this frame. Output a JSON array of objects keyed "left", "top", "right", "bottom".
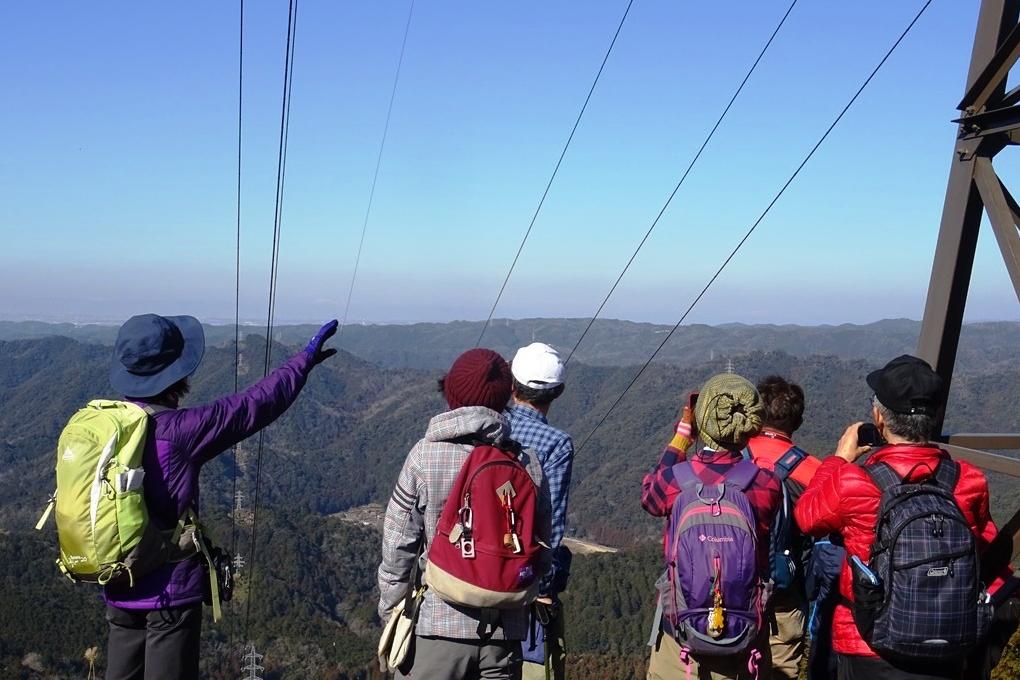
[{"left": 0, "top": 323, "right": 1017, "bottom": 678}]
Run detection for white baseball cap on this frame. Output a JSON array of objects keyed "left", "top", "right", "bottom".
[{"left": 511, "top": 342, "right": 564, "bottom": 389}]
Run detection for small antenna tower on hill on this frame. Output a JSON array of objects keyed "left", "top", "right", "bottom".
[
  {"left": 233, "top": 552, "right": 245, "bottom": 573},
  {"left": 241, "top": 645, "right": 263, "bottom": 680},
  {"left": 725, "top": 358, "right": 734, "bottom": 374}
]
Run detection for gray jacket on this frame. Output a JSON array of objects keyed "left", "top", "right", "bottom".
[{"left": 377, "top": 406, "right": 552, "bottom": 640}]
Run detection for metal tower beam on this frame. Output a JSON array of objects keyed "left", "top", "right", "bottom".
[{"left": 918, "top": 0, "right": 1020, "bottom": 570}]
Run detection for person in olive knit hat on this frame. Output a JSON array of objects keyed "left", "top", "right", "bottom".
[
  {"left": 643, "top": 373, "right": 781, "bottom": 680},
  {"left": 379, "top": 348, "right": 551, "bottom": 680}
]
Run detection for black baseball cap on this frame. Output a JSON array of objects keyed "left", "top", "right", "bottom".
[{"left": 866, "top": 354, "right": 944, "bottom": 416}]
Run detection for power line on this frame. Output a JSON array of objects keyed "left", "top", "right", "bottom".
[
  {"left": 228, "top": 0, "right": 245, "bottom": 661},
  {"left": 229, "top": 0, "right": 244, "bottom": 569},
  {"left": 339, "top": 0, "right": 416, "bottom": 338},
  {"left": 476, "top": 0, "right": 636, "bottom": 347},
  {"left": 564, "top": 0, "right": 798, "bottom": 364},
  {"left": 574, "top": 0, "right": 934, "bottom": 455},
  {"left": 244, "top": 0, "right": 299, "bottom": 644}
]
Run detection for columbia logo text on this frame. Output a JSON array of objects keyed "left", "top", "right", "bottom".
[{"left": 698, "top": 534, "right": 735, "bottom": 543}]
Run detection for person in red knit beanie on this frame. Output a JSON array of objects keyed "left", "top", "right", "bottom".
[
  {"left": 379, "top": 347, "right": 550, "bottom": 680},
  {"left": 441, "top": 348, "right": 513, "bottom": 411}
]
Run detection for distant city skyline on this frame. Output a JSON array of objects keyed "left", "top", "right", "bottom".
[{"left": 2, "top": 1, "right": 1017, "bottom": 326}]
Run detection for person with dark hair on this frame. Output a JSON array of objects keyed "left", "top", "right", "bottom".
[
  {"left": 794, "top": 355, "right": 1002, "bottom": 680},
  {"left": 504, "top": 343, "right": 573, "bottom": 680},
  {"left": 744, "top": 375, "right": 821, "bottom": 679},
  {"left": 378, "top": 348, "right": 552, "bottom": 680},
  {"left": 102, "top": 314, "right": 338, "bottom": 680}
]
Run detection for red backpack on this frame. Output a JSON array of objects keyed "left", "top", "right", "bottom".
[{"left": 425, "top": 444, "right": 544, "bottom": 609}]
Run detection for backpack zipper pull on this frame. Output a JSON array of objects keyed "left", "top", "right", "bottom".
[{"left": 708, "top": 555, "right": 725, "bottom": 638}]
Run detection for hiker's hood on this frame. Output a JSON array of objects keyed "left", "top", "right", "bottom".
[{"left": 424, "top": 406, "right": 509, "bottom": 446}]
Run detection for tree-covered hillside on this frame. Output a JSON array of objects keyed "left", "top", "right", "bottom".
[{"left": 1, "top": 326, "right": 1017, "bottom": 677}]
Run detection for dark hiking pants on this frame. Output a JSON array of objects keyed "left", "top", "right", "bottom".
[
  {"left": 105, "top": 603, "right": 202, "bottom": 680},
  {"left": 395, "top": 636, "right": 522, "bottom": 680}
]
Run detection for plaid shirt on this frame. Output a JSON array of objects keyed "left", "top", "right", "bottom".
[
  {"left": 641, "top": 423, "right": 782, "bottom": 569},
  {"left": 377, "top": 406, "right": 552, "bottom": 640},
  {"left": 505, "top": 402, "right": 574, "bottom": 596}
]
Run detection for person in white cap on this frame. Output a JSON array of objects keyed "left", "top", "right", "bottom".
[{"left": 505, "top": 342, "right": 573, "bottom": 680}]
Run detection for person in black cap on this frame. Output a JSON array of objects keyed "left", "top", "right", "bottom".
[
  {"left": 793, "top": 355, "right": 1005, "bottom": 680},
  {"left": 101, "top": 313, "right": 338, "bottom": 680}
]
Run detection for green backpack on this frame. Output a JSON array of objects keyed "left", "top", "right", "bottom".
[{"left": 37, "top": 400, "right": 181, "bottom": 587}]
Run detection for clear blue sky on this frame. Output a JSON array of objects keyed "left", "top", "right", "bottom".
[{"left": 1, "top": 0, "right": 1016, "bottom": 325}]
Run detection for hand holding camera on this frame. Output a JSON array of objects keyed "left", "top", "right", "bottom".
[{"left": 835, "top": 421, "right": 875, "bottom": 463}]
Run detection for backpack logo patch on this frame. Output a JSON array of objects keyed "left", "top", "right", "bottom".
[
  {"left": 927, "top": 566, "right": 950, "bottom": 577},
  {"left": 61, "top": 447, "right": 75, "bottom": 462},
  {"left": 699, "top": 534, "right": 735, "bottom": 543}
]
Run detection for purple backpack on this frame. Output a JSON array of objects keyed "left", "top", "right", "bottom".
[{"left": 663, "top": 459, "right": 769, "bottom": 658}]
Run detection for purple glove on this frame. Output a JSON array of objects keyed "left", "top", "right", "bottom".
[{"left": 305, "top": 319, "right": 339, "bottom": 366}]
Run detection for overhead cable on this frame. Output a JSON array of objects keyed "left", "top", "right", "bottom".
[
  {"left": 230, "top": 0, "right": 245, "bottom": 562},
  {"left": 476, "top": 0, "right": 637, "bottom": 346},
  {"left": 339, "top": 0, "right": 416, "bottom": 338},
  {"left": 228, "top": 0, "right": 245, "bottom": 660},
  {"left": 574, "top": 0, "right": 934, "bottom": 455},
  {"left": 564, "top": 0, "right": 799, "bottom": 364},
  {"left": 244, "top": 0, "right": 299, "bottom": 644}
]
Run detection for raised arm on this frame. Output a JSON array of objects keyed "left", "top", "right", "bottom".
[
  {"left": 178, "top": 321, "right": 337, "bottom": 463},
  {"left": 795, "top": 422, "right": 870, "bottom": 538},
  {"left": 640, "top": 419, "right": 694, "bottom": 517}
]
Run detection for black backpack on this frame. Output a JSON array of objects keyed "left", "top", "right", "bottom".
[
  {"left": 745, "top": 443, "right": 808, "bottom": 591},
  {"left": 849, "top": 460, "right": 992, "bottom": 660}
]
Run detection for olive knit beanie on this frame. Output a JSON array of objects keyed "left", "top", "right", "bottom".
[
  {"left": 694, "top": 373, "right": 764, "bottom": 451},
  {"left": 443, "top": 348, "right": 513, "bottom": 412}
]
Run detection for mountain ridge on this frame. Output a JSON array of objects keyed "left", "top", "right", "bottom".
[{"left": 3, "top": 318, "right": 1019, "bottom": 374}]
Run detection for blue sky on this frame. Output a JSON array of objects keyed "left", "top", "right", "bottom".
[{"left": 1, "top": 0, "right": 1017, "bottom": 325}]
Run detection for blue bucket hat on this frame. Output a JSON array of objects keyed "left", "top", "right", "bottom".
[{"left": 110, "top": 314, "right": 205, "bottom": 398}]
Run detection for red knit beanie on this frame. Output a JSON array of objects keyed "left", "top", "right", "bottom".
[{"left": 443, "top": 348, "right": 512, "bottom": 411}]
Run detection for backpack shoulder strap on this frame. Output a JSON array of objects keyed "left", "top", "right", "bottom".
[
  {"left": 932, "top": 459, "right": 961, "bottom": 492},
  {"left": 773, "top": 445, "right": 808, "bottom": 482},
  {"left": 723, "top": 459, "right": 760, "bottom": 491},
  {"left": 864, "top": 461, "right": 901, "bottom": 492},
  {"left": 671, "top": 461, "right": 701, "bottom": 490}
]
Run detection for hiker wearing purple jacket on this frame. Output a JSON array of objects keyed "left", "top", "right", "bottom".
[{"left": 102, "top": 314, "right": 338, "bottom": 680}]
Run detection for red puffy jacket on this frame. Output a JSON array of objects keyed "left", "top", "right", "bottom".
[{"left": 793, "top": 444, "right": 999, "bottom": 658}]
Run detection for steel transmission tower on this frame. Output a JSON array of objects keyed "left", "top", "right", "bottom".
[
  {"left": 241, "top": 645, "right": 264, "bottom": 680},
  {"left": 918, "top": 0, "right": 1020, "bottom": 573}
]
